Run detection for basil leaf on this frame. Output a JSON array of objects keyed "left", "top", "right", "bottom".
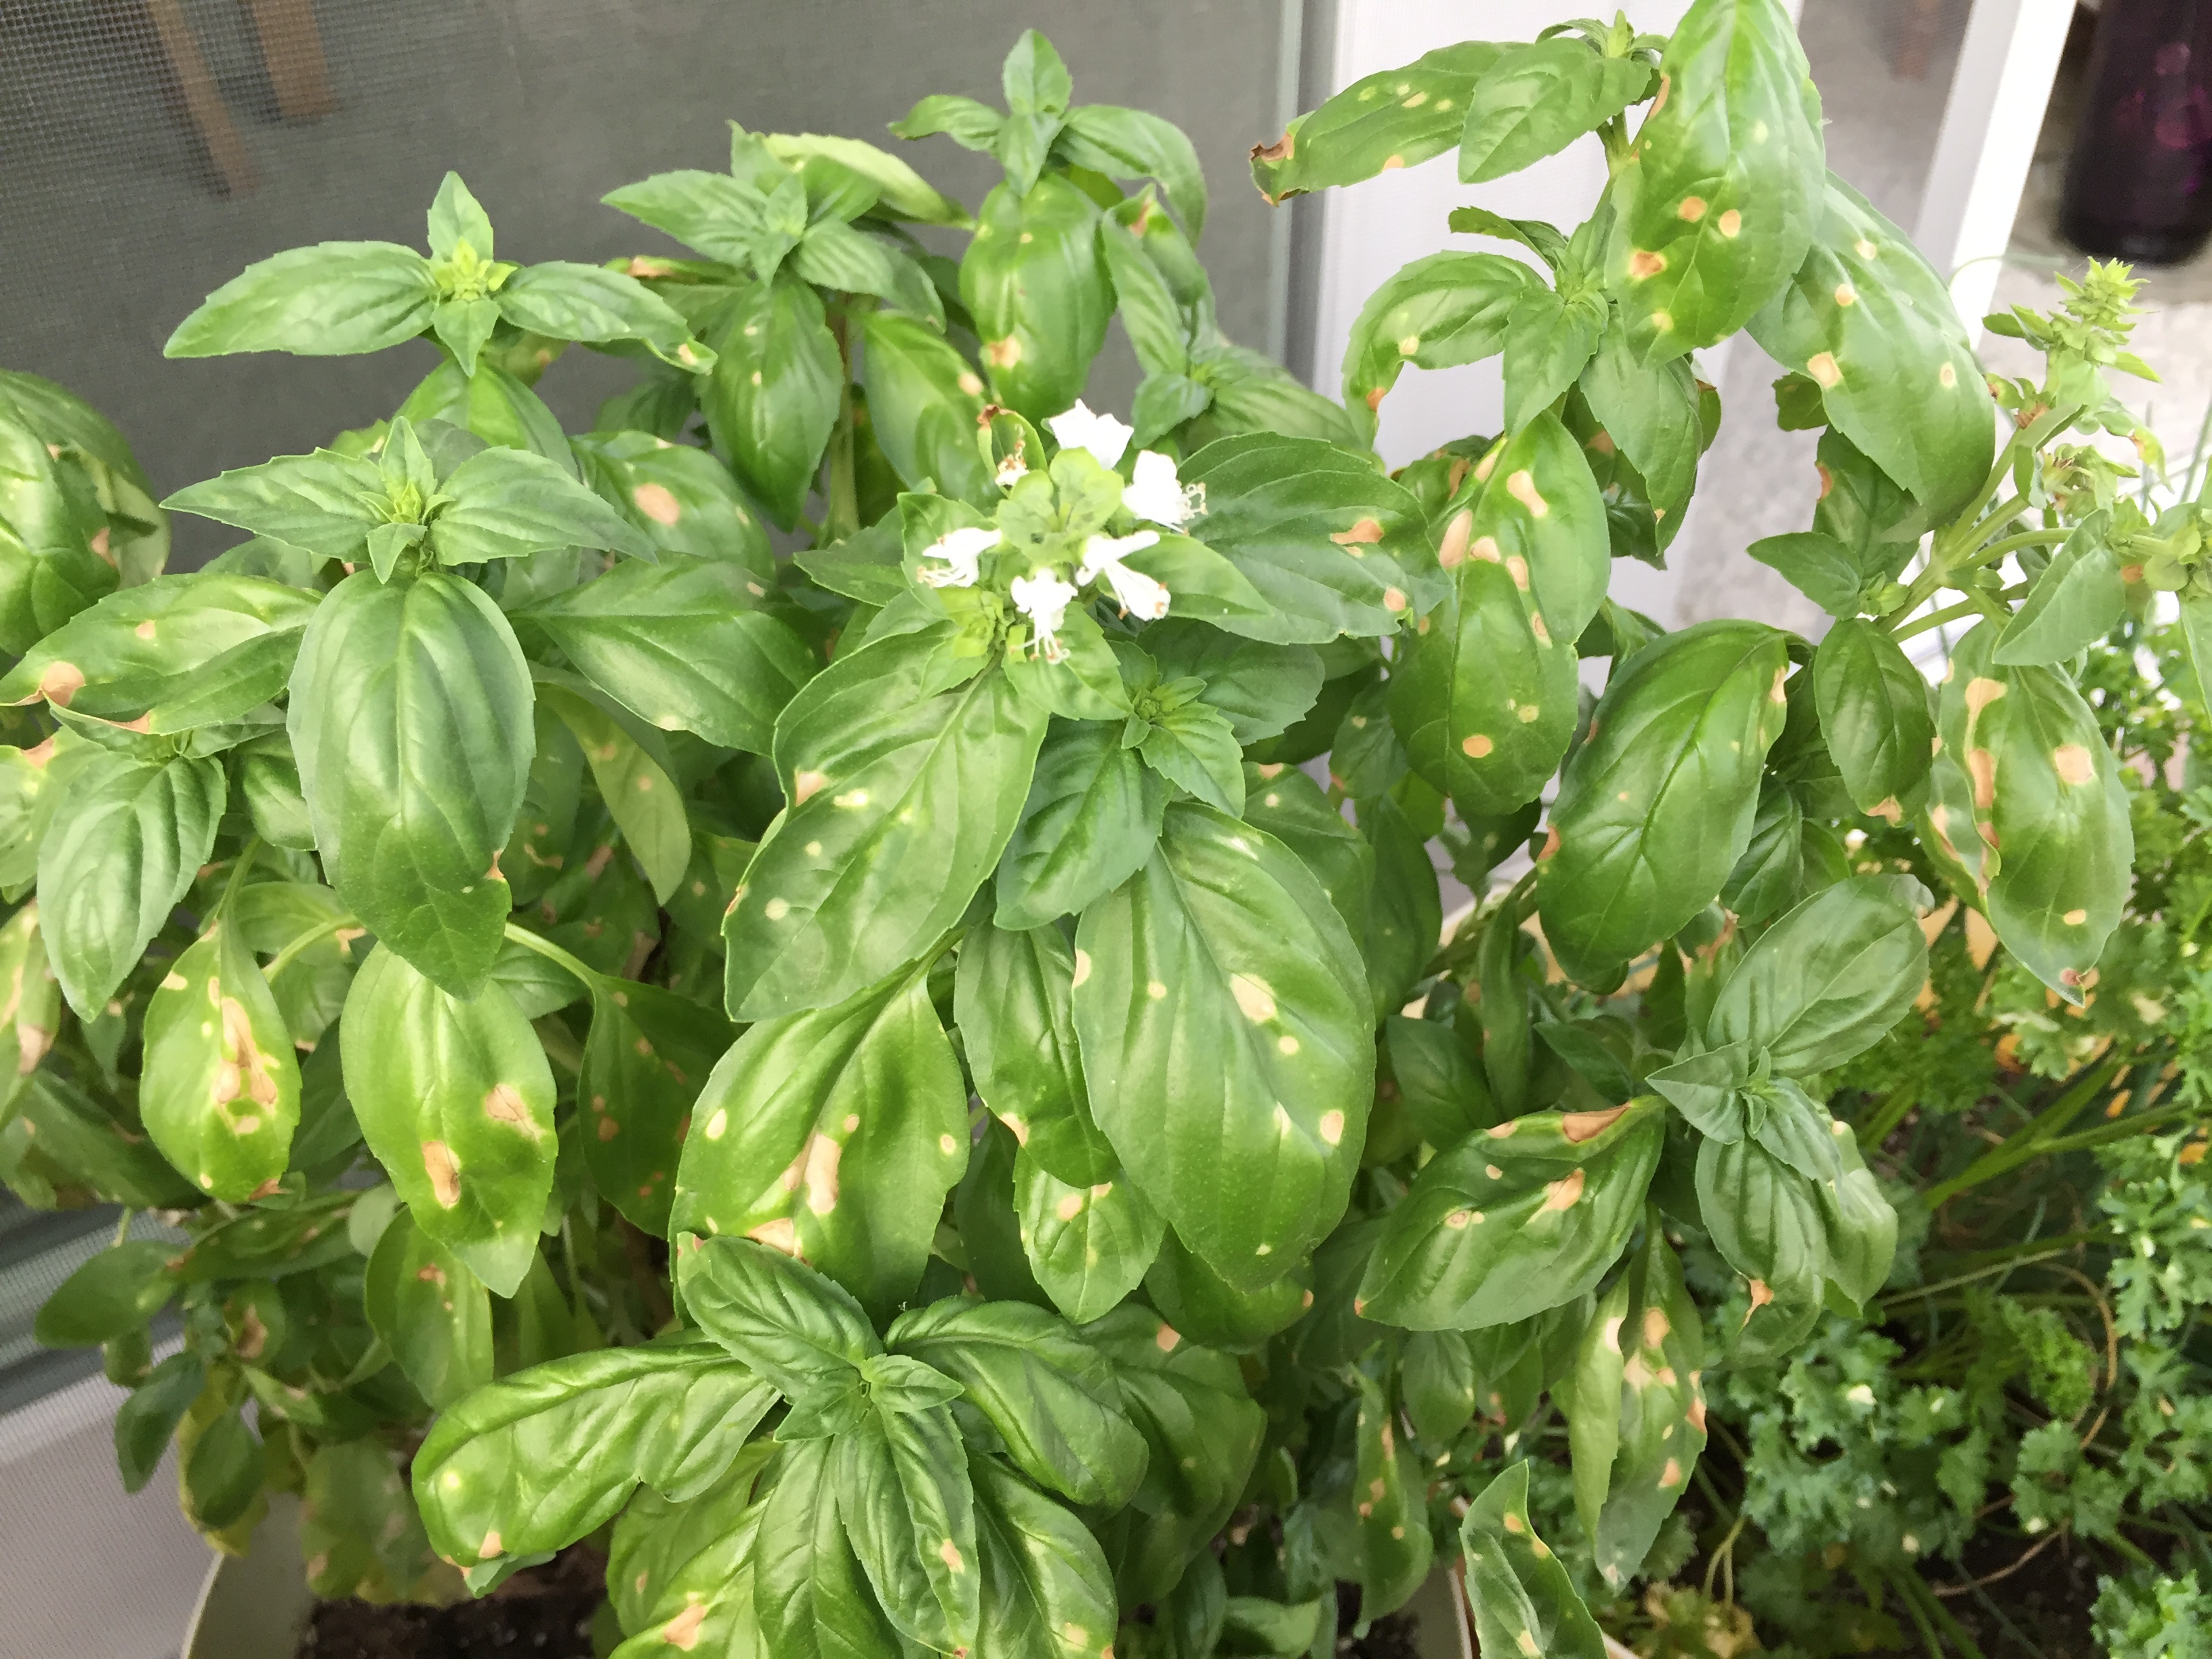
[
  {"left": 672, "top": 959, "right": 968, "bottom": 1317},
  {"left": 1242, "top": 762, "right": 1374, "bottom": 940},
  {"left": 1811, "top": 616, "right": 1936, "bottom": 816},
  {"left": 496, "top": 261, "right": 707, "bottom": 370},
  {"left": 537, "top": 686, "right": 689, "bottom": 905},
  {"left": 703, "top": 272, "right": 840, "bottom": 529},
  {"left": 1705, "top": 874, "right": 1930, "bottom": 1073},
  {"left": 889, "top": 1297, "right": 1148, "bottom": 1508},
  {"left": 0, "top": 409, "right": 118, "bottom": 654},
  {"left": 580, "top": 978, "right": 734, "bottom": 1234},
  {"left": 1719, "top": 777, "right": 1804, "bottom": 926},
  {"left": 1994, "top": 511, "right": 2123, "bottom": 668},
  {"left": 1387, "top": 1014, "right": 1496, "bottom": 1149},
  {"left": 140, "top": 918, "right": 300, "bottom": 1200},
  {"left": 1537, "top": 620, "right": 1790, "bottom": 982},
  {"left": 677, "top": 1234, "right": 881, "bottom": 1398},
  {"left": 1343, "top": 251, "right": 1530, "bottom": 421},
  {"left": 1016, "top": 1149, "right": 1164, "bottom": 1326},
  {"left": 1073, "top": 802, "right": 1373, "bottom": 1290},
  {"left": 1747, "top": 173, "right": 1994, "bottom": 521},
  {"left": 1357, "top": 1099, "right": 1664, "bottom": 1329},
  {"left": 962, "top": 175, "right": 1111, "bottom": 420},
  {"left": 1460, "top": 1461, "right": 1606, "bottom": 1659},
  {"left": 1605, "top": 0, "right": 1825, "bottom": 359},
  {"left": 1403, "top": 1329, "right": 1480, "bottom": 1444},
  {"left": 165, "top": 242, "right": 438, "bottom": 358},
  {"left": 1137, "top": 699, "right": 1245, "bottom": 815},
  {"left": 363, "top": 1206, "right": 493, "bottom": 1410},
  {"left": 1143, "top": 624, "right": 1323, "bottom": 744},
  {"left": 765, "top": 133, "right": 971, "bottom": 227},
  {"left": 1144, "top": 1229, "right": 1311, "bottom": 1352},
  {"left": 1353, "top": 1370, "right": 1433, "bottom": 1618},
  {"left": 1577, "top": 321, "right": 1705, "bottom": 548},
  {"left": 300, "top": 1439, "right": 436, "bottom": 1602},
  {"left": 430, "top": 445, "right": 654, "bottom": 565},
  {"left": 33, "top": 1240, "right": 177, "bottom": 1347},
  {"left": 957, "top": 917, "right": 1114, "bottom": 1185},
  {"left": 0, "top": 906, "right": 58, "bottom": 1118},
  {"left": 398, "top": 361, "right": 578, "bottom": 473},
  {"left": 410, "top": 1344, "right": 776, "bottom": 1564},
  {"left": 163, "top": 449, "right": 388, "bottom": 566},
  {"left": 996, "top": 720, "right": 1168, "bottom": 932},
  {"left": 1504, "top": 285, "right": 1608, "bottom": 434},
  {"left": 38, "top": 750, "right": 224, "bottom": 1017},
  {"left": 858, "top": 311, "right": 995, "bottom": 505},
  {"left": 289, "top": 571, "right": 532, "bottom": 996},
  {"left": 1176, "top": 434, "right": 1428, "bottom": 644},
  {"left": 340, "top": 945, "right": 557, "bottom": 1296},
  {"left": 573, "top": 431, "right": 773, "bottom": 573},
  {"left": 1693, "top": 1133, "right": 1825, "bottom": 1357},
  {"left": 969, "top": 1450, "right": 1120, "bottom": 1659},
  {"left": 1361, "top": 793, "right": 1442, "bottom": 1021},
  {"left": 605, "top": 1454, "right": 771, "bottom": 1656},
  {"left": 1250, "top": 43, "right": 1509, "bottom": 201},
  {"left": 834, "top": 1402, "right": 978, "bottom": 1656},
  {"left": 754, "top": 1439, "right": 906, "bottom": 1659},
  {"left": 115, "top": 1353, "right": 206, "bottom": 1494},
  {"left": 1460, "top": 38, "right": 1654, "bottom": 182},
  {"left": 726, "top": 636, "right": 1046, "bottom": 1020}
]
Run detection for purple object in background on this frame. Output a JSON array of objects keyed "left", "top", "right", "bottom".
[{"left": 2061, "top": 0, "right": 2212, "bottom": 264}]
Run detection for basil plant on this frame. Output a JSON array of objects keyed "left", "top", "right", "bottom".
[{"left": 9, "top": 5, "right": 2163, "bottom": 1652}]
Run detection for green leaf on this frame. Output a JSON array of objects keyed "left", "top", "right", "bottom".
[
  {"left": 957, "top": 917, "right": 1114, "bottom": 1185},
  {"left": 604, "top": 169, "right": 769, "bottom": 266},
  {"left": 996, "top": 720, "right": 1168, "bottom": 931},
  {"left": 1357, "top": 1098, "right": 1664, "bottom": 1329},
  {"left": 1564, "top": 1234, "right": 1706, "bottom": 1592},
  {"left": 1242, "top": 762, "right": 1374, "bottom": 941},
  {"left": 537, "top": 685, "right": 690, "bottom": 905},
  {"left": 1143, "top": 624, "right": 1323, "bottom": 745},
  {"left": 969, "top": 1450, "right": 1120, "bottom": 1659},
  {"left": 516, "top": 557, "right": 809, "bottom": 756},
  {"left": 114, "top": 1353, "right": 205, "bottom": 1494},
  {"left": 889, "top": 1296, "right": 1148, "bottom": 1508},
  {"left": 300, "top": 1439, "right": 436, "bottom": 1601},
  {"left": 1073, "top": 802, "right": 1372, "bottom": 1290},
  {"left": 1176, "top": 435, "right": 1429, "bottom": 645},
  {"left": 893, "top": 94, "right": 1004, "bottom": 151},
  {"left": 364, "top": 1206, "right": 493, "bottom": 1410},
  {"left": 1144, "top": 1229, "right": 1311, "bottom": 1351},
  {"left": 580, "top": 978, "right": 735, "bottom": 1235},
  {"left": 1341, "top": 251, "right": 1530, "bottom": 423},
  {"left": 1460, "top": 1462, "right": 1606, "bottom": 1659},
  {"left": 1942, "top": 623, "right": 2132, "bottom": 999},
  {"left": 1387, "top": 1014, "right": 1496, "bottom": 1149},
  {"left": 165, "top": 243, "right": 439, "bottom": 358},
  {"left": 1250, "top": 43, "right": 1509, "bottom": 201},
  {"left": 183, "top": 1403, "right": 262, "bottom": 1532},
  {"left": 1352, "top": 1370, "right": 1432, "bottom": 1618},
  {"left": 497, "top": 262, "right": 709, "bottom": 371},
  {"left": 573, "top": 431, "right": 773, "bottom": 573},
  {"left": 754, "top": 1438, "right": 906, "bottom": 1659},
  {"left": 289, "top": 571, "right": 531, "bottom": 995},
  {"left": 962, "top": 176, "right": 1111, "bottom": 420},
  {"left": 1391, "top": 419, "right": 1605, "bottom": 819},
  {"left": 791, "top": 225, "right": 944, "bottom": 325},
  {"left": 726, "top": 634, "right": 1046, "bottom": 1019},
  {"left": 1746, "top": 173, "right": 1994, "bottom": 521},
  {"left": 1057, "top": 105, "right": 1207, "bottom": 239},
  {"left": 33, "top": 1240, "right": 176, "bottom": 1347},
  {"left": 398, "top": 361, "right": 577, "bottom": 472},
  {"left": 676, "top": 1234, "right": 880, "bottom": 1397},
  {"left": 1693, "top": 1134, "right": 1822, "bottom": 1355},
  {"left": 859, "top": 311, "right": 994, "bottom": 506},
  {"left": 433, "top": 298, "right": 502, "bottom": 376},
  {"left": 340, "top": 945, "right": 557, "bottom": 1296},
  {"left": 1705, "top": 874, "right": 1929, "bottom": 1073},
  {"left": 38, "top": 750, "right": 225, "bottom": 1017},
  {"left": 429, "top": 171, "right": 495, "bottom": 260},
  {"left": 1460, "top": 39, "right": 1654, "bottom": 182},
  {"left": 1361, "top": 794, "right": 1442, "bottom": 1021},
  {"left": 1577, "top": 321, "right": 1704, "bottom": 546},
  {"left": 0, "top": 411, "right": 117, "bottom": 654},
  {"left": 834, "top": 1402, "right": 979, "bottom": 1656},
  {"left": 140, "top": 918, "right": 300, "bottom": 1201},
  {"left": 1605, "top": 0, "right": 1826, "bottom": 359},
  {"left": 0, "top": 905, "right": 59, "bottom": 1118},
  {"left": 764, "top": 133, "right": 972, "bottom": 227},
  {"left": 1811, "top": 616, "right": 1935, "bottom": 815},
  {"left": 1016, "top": 1147, "right": 1164, "bottom": 1325},
  {"left": 411, "top": 1343, "right": 777, "bottom": 1565},
  {"left": 1719, "top": 777, "right": 1803, "bottom": 926},
  {"left": 1536, "top": 620, "right": 1790, "bottom": 981},
  {"left": 0, "top": 575, "right": 317, "bottom": 732},
  {"left": 9, "top": 1071, "right": 197, "bottom": 1208},
  {"left": 162, "top": 449, "right": 388, "bottom": 566},
  {"left": 1137, "top": 699, "right": 1245, "bottom": 815},
  {"left": 672, "top": 959, "right": 968, "bottom": 1317},
  {"left": 1504, "top": 286, "right": 1608, "bottom": 434},
  {"left": 1403, "top": 1329, "right": 1480, "bottom": 1443},
  {"left": 430, "top": 445, "right": 654, "bottom": 564},
  {"left": 703, "top": 272, "right": 840, "bottom": 529},
  {"left": 1995, "top": 511, "right": 2123, "bottom": 667},
  {"left": 605, "top": 1452, "right": 771, "bottom": 1656}
]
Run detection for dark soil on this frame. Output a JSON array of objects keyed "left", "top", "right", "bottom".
[
  {"left": 295, "top": 1547, "right": 605, "bottom": 1659},
  {"left": 1925, "top": 1532, "right": 2107, "bottom": 1659},
  {"left": 1335, "top": 1582, "right": 1433, "bottom": 1659}
]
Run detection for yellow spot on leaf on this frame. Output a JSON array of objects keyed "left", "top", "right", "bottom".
[
  {"left": 1462, "top": 733, "right": 1494, "bottom": 758},
  {"left": 633, "top": 483, "right": 682, "bottom": 525}
]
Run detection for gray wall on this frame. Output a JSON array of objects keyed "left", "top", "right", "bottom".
[{"left": 1, "top": 0, "right": 1295, "bottom": 563}]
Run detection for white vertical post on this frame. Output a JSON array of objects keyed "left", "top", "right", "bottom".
[{"left": 1913, "top": 0, "right": 2077, "bottom": 338}]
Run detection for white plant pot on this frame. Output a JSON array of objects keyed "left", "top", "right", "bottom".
[{"left": 181, "top": 1494, "right": 314, "bottom": 1659}]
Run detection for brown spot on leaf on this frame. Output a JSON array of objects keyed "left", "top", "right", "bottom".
[
  {"left": 422, "top": 1141, "right": 462, "bottom": 1208},
  {"left": 1561, "top": 1106, "right": 1627, "bottom": 1143},
  {"left": 1542, "top": 1168, "right": 1585, "bottom": 1209}
]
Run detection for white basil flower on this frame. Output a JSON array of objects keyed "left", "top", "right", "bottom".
[
  {"left": 1122, "top": 449, "right": 1203, "bottom": 528},
  {"left": 1078, "top": 529, "right": 1170, "bottom": 621},
  {"left": 1045, "top": 400, "right": 1133, "bottom": 470},
  {"left": 918, "top": 525, "right": 1002, "bottom": 588},
  {"left": 1010, "top": 568, "right": 1080, "bottom": 663}
]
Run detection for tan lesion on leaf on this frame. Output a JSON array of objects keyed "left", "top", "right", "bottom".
[
  {"left": 1560, "top": 1105, "right": 1627, "bottom": 1143},
  {"left": 1542, "top": 1168, "right": 1586, "bottom": 1209},
  {"left": 422, "top": 1141, "right": 462, "bottom": 1208},
  {"left": 483, "top": 1083, "right": 542, "bottom": 1141}
]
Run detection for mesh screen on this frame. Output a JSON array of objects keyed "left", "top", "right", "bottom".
[{"left": 0, "top": 0, "right": 1293, "bottom": 563}]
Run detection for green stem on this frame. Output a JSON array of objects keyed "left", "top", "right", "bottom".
[
  {"left": 1900, "top": 1570, "right": 1991, "bottom": 1659},
  {"left": 1889, "top": 1573, "right": 1945, "bottom": 1659},
  {"left": 2032, "top": 1096, "right": 2205, "bottom": 1159},
  {"left": 501, "top": 922, "right": 602, "bottom": 992},
  {"left": 1877, "top": 1237, "right": 2091, "bottom": 1314},
  {"left": 823, "top": 306, "right": 861, "bottom": 545},
  {"left": 114, "top": 1206, "right": 134, "bottom": 1247},
  {"left": 217, "top": 838, "right": 263, "bottom": 919},
  {"left": 1888, "top": 405, "right": 2080, "bottom": 624},
  {"left": 1857, "top": 1089, "right": 1921, "bottom": 1153},
  {"left": 1921, "top": 1058, "right": 2125, "bottom": 1208},
  {"left": 265, "top": 912, "right": 357, "bottom": 981},
  {"left": 1967, "top": 528, "right": 2072, "bottom": 567}
]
